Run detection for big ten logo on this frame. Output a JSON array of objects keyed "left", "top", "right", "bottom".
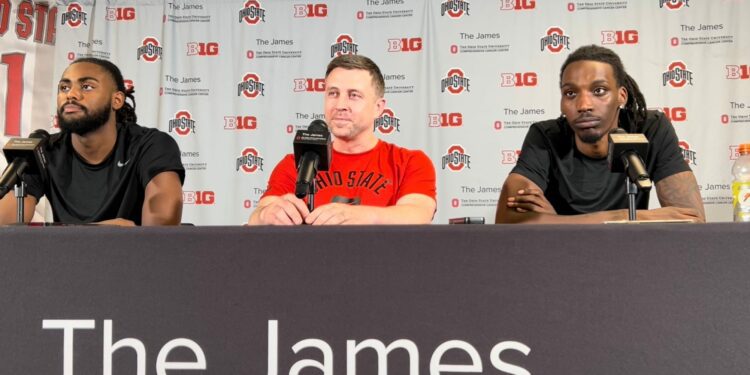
[
  {"left": 168, "top": 111, "right": 196, "bottom": 136},
  {"left": 183, "top": 191, "right": 215, "bottom": 205},
  {"left": 730, "top": 145, "right": 741, "bottom": 160},
  {"left": 374, "top": 108, "right": 400, "bottom": 134},
  {"left": 293, "top": 78, "right": 325, "bottom": 92},
  {"left": 61, "top": 3, "right": 87, "bottom": 28},
  {"left": 441, "top": 68, "right": 470, "bottom": 94},
  {"left": 501, "top": 150, "right": 521, "bottom": 164},
  {"left": 601, "top": 30, "right": 638, "bottom": 45},
  {"left": 442, "top": 145, "right": 471, "bottom": 171},
  {"left": 441, "top": 0, "right": 471, "bottom": 18},
  {"left": 500, "top": 72, "right": 537, "bottom": 87},
  {"left": 661, "top": 107, "right": 687, "bottom": 122},
  {"left": 224, "top": 116, "right": 258, "bottom": 130},
  {"left": 726, "top": 65, "right": 750, "bottom": 80},
  {"left": 540, "top": 27, "right": 570, "bottom": 53},
  {"left": 237, "top": 73, "right": 265, "bottom": 99},
  {"left": 662, "top": 61, "right": 693, "bottom": 88},
  {"left": 678, "top": 140, "right": 697, "bottom": 165},
  {"left": 428, "top": 113, "right": 463, "bottom": 127},
  {"left": 105, "top": 7, "right": 135, "bottom": 21},
  {"left": 137, "top": 37, "right": 162, "bottom": 62},
  {"left": 387, "top": 37, "right": 423, "bottom": 52},
  {"left": 660, "top": 0, "right": 689, "bottom": 10},
  {"left": 187, "top": 42, "right": 219, "bottom": 56},
  {"left": 239, "top": 0, "right": 266, "bottom": 25},
  {"left": 499, "top": 0, "right": 536, "bottom": 10},
  {"left": 10, "top": 1, "right": 56, "bottom": 44},
  {"left": 293, "top": 3, "right": 327, "bottom": 17},
  {"left": 236, "top": 147, "right": 264, "bottom": 173}
]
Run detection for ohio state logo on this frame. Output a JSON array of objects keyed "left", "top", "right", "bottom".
[
  {"left": 61, "top": 3, "right": 88, "bottom": 28},
  {"left": 239, "top": 0, "right": 266, "bottom": 24},
  {"left": 441, "top": 68, "right": 470, "bottom": 94},
  {"left": 442, "top": 145, "right": 471, "bottom": 171},
  {"left": 540, "top": 27, "right": 570, "bottom": 53},
  {"left": 660, "top": 0, "right": 689, "bottom": 10},
  {"left": 168, "top": 111, "right": 196, "bottom": 136},
  {"left": 679, "top": 140, "right": 697, "bottom": 165},
  {"left": 236, "top": 147, "right": 265, "bottom": 173},
  {"left": 137, "top": 37, "right": 163, "bottom": 62},
  {"left": 330, "top": 34, "right": 359, "bottom": 58},
  {"left": 237, "top": 73, "right": 266, "bottom": 99},
  {"left": 662, "top": 61, "right": 694, "bottom": 88},
  {"left": 374, "top": 108, "right": 401, "bottom": 134},
  {"left": 441, "top": 0, "right": 470, "bottom": 18}
]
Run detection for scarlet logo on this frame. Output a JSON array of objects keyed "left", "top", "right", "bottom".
[
  {"left": 500, "top": 72, "right": 537, "bottom": 87},
  {"left": 293, "top": 78, "right": 325, "bottom": 92},
  {"left": 237, "top": 73, "right": 265, "bottom": 99},
  {"left": 331, "top": 34, "right": 359, "bottom": 58},
  {"left": 105, "top": 7, "right": 135, "bottom": 21},
  {"left": 501, "top": 150, "right": 521, "bottom": 164},
  {"left": 224, "top": 116, "right": 258, "bottom": 130},
  {"left": 499, "top": 0, "right": 536, "bottom": 10},
  {"left": 662, "top": 61, "right": 694, "bottom": 88},
  {"left": 239, "top": 0, "right": 266, "bottom": 24},
  {"left": 168, "top": 111, "right": 196, "bottom": 136},
  {"left": 183, "top": 191, "right": 215, "bottom": 205},
  {"left": 293, "top": 3, "right": 328, "bottom": 17},
  {"left": 137, "top": 37, "right": 163, "bottom": 62},
  {"left": 661, "top": 107, "right": 687, "bottom": 122},
  {"left": 601, "top": 30, "right": 639, "bottom": 45},
  {"left": 374, "top": 108, "right": 401, "bottom": 134},
  {"left": 387, "top": 38, "right": 423, "bottom": 52},
  {"left": 726, "top": 65, "right": 750, "bottom": 80},
  {"left": 236, "top": 147, "right": 264, "bottom": 173},
  {"left": 441, "top": 0, "right": 470, "bottom": 18},
  {"left": 540, "top": 27, "right": 570, "bottom": 53},
  {"left": 187, "top": 42, "right": 219, "bottom": 56},
  {"left": 442, "top": 145, "right": 471, "bottom": 171},
  {"left": 660, "top": 0, "right": 689, "bottom": 10},
  {"left": 61, "top": 3, "right": 87, "bottom": 27},
  {"left": 441, "top": 68, "right": 470, "bottom": 94},
  {"left": 428, "top": 113, "right": 463, "bottom": 127},
  {"left": 678, "top": 140, "right": 697, "bottom": 165}
]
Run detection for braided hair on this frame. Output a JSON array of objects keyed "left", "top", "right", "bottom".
[
  {"left": 70, "top": 57, "right": 137, "bottom": 124},
  {"left": 559, "top": 45, "right": 647, "bottom": 133}
]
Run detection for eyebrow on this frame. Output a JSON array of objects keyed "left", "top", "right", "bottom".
[
  {"left": 58, "top": 76, "right": 100, "bottom": 84},
  {"left": 561, "top": 79, "right": 611, "bottom": 89}
]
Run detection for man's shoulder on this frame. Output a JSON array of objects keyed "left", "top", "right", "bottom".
[{"left": 375, "top": 140, "right": 431, "bottom": 163}]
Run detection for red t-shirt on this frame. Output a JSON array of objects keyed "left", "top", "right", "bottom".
[{"left": 262, "top": 140, "right": 436, "bottom": 206}]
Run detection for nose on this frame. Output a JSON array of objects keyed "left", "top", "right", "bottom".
[
  {"left": 65, "top": 86, "right": 81, "bottom": 101},
  {"left": 576, "top": 92, "right": 593, "bottom": 113}
]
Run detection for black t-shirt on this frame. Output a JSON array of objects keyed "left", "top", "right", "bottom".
[
  {"left": 24, "top": 122, "right": 185, "bottom": 225},
  {"left": 510, "top": 110, "right": 690, "bottom": 215}
]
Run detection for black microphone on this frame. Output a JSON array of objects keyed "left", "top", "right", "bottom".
[
  {"left": 0, "top": 129, "right": 50, "bottom": 199},
  {"left": 293, "top": 119, "right": 331, "bottom": 199},
  {"left": 607, "top": 127, "right": 652, "bottom": 191}
]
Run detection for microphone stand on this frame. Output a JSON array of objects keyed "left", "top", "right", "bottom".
[
  {"left": 307, "top": 181, "right": 316, "bottom": 212},
  {"left": 625, "top": 178, "right": 638, "bottom": 221},
  {"left": 14, "top": 180, "right": 26, "bottom": 225}
]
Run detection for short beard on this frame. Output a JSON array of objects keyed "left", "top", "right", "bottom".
[
  {"left": 579, "top": 130, "right": 604, "bottom": 144},
  {"left": 58, "top": 102, "right": 112, "bottom": 136}
]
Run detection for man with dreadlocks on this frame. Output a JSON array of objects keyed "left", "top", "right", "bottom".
[
  {"left": 0, "top": 58, "right": 184, "bottom": 225},
  {"left": 495, "top": 45, "right": 704, "bottom": 223}
]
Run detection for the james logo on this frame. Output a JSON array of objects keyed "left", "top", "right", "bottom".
[
  {"left": 374, "top": 108, "right": 401, "bottom": 134},
  {"left": 441, "top": 68, "right": 470, "bottom": 94},
  {"left": 679, "top": 140, "right": 697, "bottom": 165},
  {"left": 169, "top": 111, "right": 196, "bottom": 136},
  {"left": 239, "top": 0, "right": 266, "bottom": 24},
  {"left": 662, "top": 61, "right": 694, "bottom": 88},
  {"left": 540, "top": 27, "right": 570, "bottom": 53},
  {"left": 137, "top": 37, "right": 163, "bottom": 62},
  {"left": 331, "top": 34, "right": 359, "bottom": 58},
  {"left": 442, "top": 145, "right": 471, "bottom": 171},
  {"left": 61, "top": 3, "right": 88, "bottom": 28},
  {"left": 237, "top": 73, "right": 266, "bottom": 99},
  {"left": 236, "top": 147, "right": 264, "bottom": 173},
  {"left": 441, "top": 0, "right": 470, "bottom": 18},
  {"left": 660, "top": 0, "right": 689, "bottom": 10}
]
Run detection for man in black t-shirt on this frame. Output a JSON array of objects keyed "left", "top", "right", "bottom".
[
  {"left": 495, "top": 45, "right": 705, "bottom": 224},
  {"left": 0, "top": 58, "right": 184, "bottom": 226}
]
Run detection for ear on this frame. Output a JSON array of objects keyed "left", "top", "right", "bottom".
[
  {"left": 111, "top": 90, "right": 125, "bottom": 111},
  {"left": 617, "top": 86, "right": 628, "bottom": 108},
  {"left": 375, "top": 97, "right": 386, "bottom": 117}
]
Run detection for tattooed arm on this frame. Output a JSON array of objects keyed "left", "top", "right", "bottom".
[{"left": 646, "top": 170, "right": 705, "bottom": 222}]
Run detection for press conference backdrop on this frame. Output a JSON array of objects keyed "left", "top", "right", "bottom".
[{"left": 1, "top": 0, "right": 749, "bottom": 224}]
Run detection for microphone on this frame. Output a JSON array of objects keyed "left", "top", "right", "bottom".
[
  {"left": 0, "top": 129, "right": 50, "bottom": 199},
  {"left": 607, "top": 127, "right": 652, "bottom": 191},
  {"left": 293, "top": 119, "right": 331, "bottom": 199}
]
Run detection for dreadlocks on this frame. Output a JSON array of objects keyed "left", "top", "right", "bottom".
[
  {"left": 70, "top": 57, "right": 137, "bottom": 124},
  {"left": 559, "top": 45, "right": 647, "bottom": 133}
]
